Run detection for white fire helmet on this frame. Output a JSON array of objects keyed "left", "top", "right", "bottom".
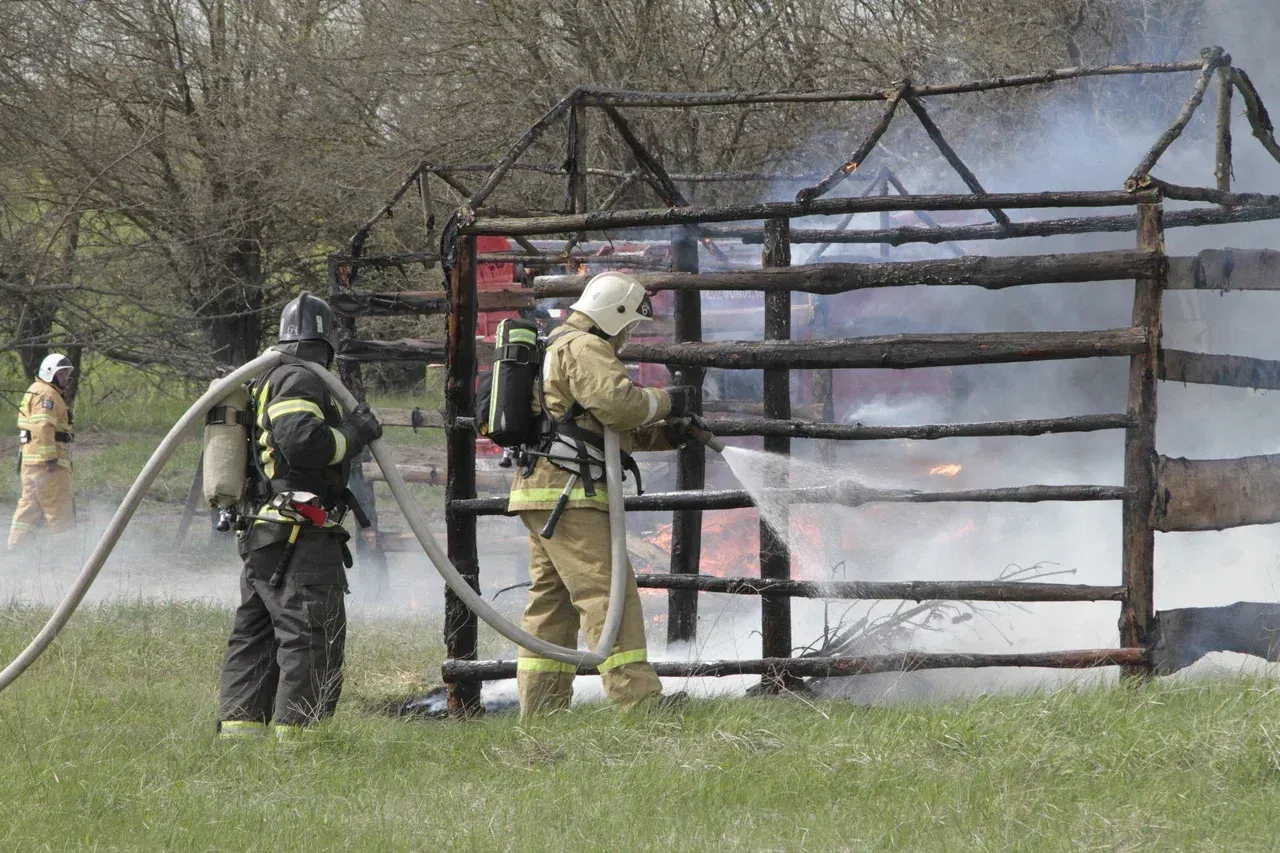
[
  {"left": 569, "top": 272, "right": 654, "bottom": 337},
  {"left": 38, "top": 353, "right": 74, "bottom": 385}
]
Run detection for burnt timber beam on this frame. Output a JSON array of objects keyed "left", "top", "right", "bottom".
[
  {"left": 796, "top": 84, "right": 908, "bottom": 203},
  {"left": 715, "top": 201, "right": 1280, "bottom": 246},
  {"left": 1119, "top": 203, "right": 1165, "bottom": 676},
  {"left": 450, "top": 483, "right": 1127, "bottom": 517},
  {"left": 634, "top": 574, "right": 1128, "bottom": 602},
  {"left": 1127, "top": 48, "right": 1226, "bottom": 187},
  {"left": 905, "top": 96, "right": 1010, "bottom": 225},
  {"left": 1230, "top": 68, "right": 1280, "bottom": 167},
  {"left": 1216, "top": 65, "right": 1234, "bottom": 207},
  {"left": 444, "top": 234, "right": 482, "bottom": 716},
  {"left": 704, "top": 413, "right": 1133, "bottom": 440},
  {"left": 620, "top": 327, "right": 1147, "bottom": 371},
  {"left": 1144, "top": 179, "right": 1280, "bottom": 207},
  {"left": 332, "top": 290, "right": 535, "bottom": 317},
  {"left": 572, "top": 61, "right": 1203, "bottom": 107},
  {"left": 463, "top": 190, "right": 1157, "bottom": 236},
  {"left": 668, "top": 228, "right": 704, "bottom": 645},
  {"left": 338, "top": 338, "right": 494, "bottom": 364},
  {"left": 532, "top": 250, "right": 1158, "bottom": 296},
  {"left": 442, "top": 648, "right": 1149, "bottom": 682},
  {"left": 759, "top": 218, "right": 793, "bottom": 689},
  {"left": 467, "top": 94, "right": 575, "bottom": 208},
  {"left": 1160, "top": 349, "right": 1280, "bottom": 391}
]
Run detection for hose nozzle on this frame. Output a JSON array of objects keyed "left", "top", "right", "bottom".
[{"left": 687, "top": 421, "right": 726, "bottom": 453}]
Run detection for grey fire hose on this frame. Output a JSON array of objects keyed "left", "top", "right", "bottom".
[{"left": 0, "top": 349, "right": 628, "bottom": 694}]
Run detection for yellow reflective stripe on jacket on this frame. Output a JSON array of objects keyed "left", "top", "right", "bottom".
[
  {"left": 23, "top": 414, "right": 58, "bottom": 426},
  {"left": 509, "top": 487, "right": 609, "bottom": 505},
  {"left": 516, "top": 657, "right": 577, "bottom": 674},
  {"left": 256, "top": 380, "right": 276, "bottom": 479},
  {"left": 329, "top": 427, "right": 347, "bottom": 465},
  {"left": 267, "top": 399, "right": 324, "bottom": 420},
  {"left": 597, "top": 649, "right": 648, "bottom": 672}
]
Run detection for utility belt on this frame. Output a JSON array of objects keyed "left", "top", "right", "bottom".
[
  {"left": 17, "top": 430, "right": 72, "bottom": 445},
  {"left": 245, "top": 490, "right": 366, "bottom": 590}
]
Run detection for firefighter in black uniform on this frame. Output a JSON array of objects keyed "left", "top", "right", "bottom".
[{"left": 217, "top": 292, "right": 382, "bottom": 742}]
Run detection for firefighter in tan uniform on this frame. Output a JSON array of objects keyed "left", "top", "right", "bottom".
[
  {"left": 9, "top": 354, "right": 75, "bottom": 550},
  {"left": 508, "top": 272, "right": 696, "bottom": 715}
]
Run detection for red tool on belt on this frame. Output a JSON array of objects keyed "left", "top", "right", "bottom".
[{"left": 267, "top": 491, "right": 330, "bottom": 527}]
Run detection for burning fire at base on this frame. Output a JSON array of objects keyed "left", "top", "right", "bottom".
[{"left": 929, "top": 463, "right": 963, "bottom": 477}]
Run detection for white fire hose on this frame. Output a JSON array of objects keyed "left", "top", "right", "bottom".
[{"left": 0, "top": 349, "right": 628, "bottom": 694}]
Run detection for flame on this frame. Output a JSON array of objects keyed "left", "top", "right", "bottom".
[
  {"left": 638, "top": 508, "right": 827, "bottom": 581},
  {"left": 934, "top": 518, "right": 977, "bottom": 544},
  {"left": 929, "top": 463, "right": 963, "bottom": 477}
]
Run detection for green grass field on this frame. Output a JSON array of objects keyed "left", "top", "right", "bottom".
[{"left": 3, "top": 604, "right": 1280, "bottom": 851}]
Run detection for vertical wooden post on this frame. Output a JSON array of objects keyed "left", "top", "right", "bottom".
[
  {"left": 1215, "top": 65, "right": 1234, "bottom": 211},
  {"left": 810, "top": 296, "right": 835, "bottom": 464},
  {"left": 565, "top": 104, "right": 589, "bottom": 214},
  {"left": 667, "top": 227, "right": 704, "bottom": 646},
  {"left": 879, "top": 173, "right": 892, "bottom": 259},
  {"left": 760, "top": 218, "right": 793, "bottom": 689},
  {"left": 1120, "top": 202, "right": 1165, "bottom": 672},
  {"left": 445, "top": 234, "right": 482, "bottom": 715}
]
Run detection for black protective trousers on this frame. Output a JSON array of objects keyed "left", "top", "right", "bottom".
[{"left": 217, "top": 532, "right": 348, "bottom": 727}]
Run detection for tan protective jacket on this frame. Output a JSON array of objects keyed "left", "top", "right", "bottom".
[
  {"left": 507, "top": 312, "right": 673, "bottom": 513},
  {"left": 17, "top": 379, "right": 72, "bottom": 468}
]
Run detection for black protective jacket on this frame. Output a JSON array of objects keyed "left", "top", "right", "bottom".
[{"left": 243, "top": 361, "right": 359, "bottom": 552}]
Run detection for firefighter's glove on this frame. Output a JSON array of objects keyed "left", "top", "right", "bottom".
[
  {"left": 665, "top": 417, "right": 696, "bottom": 448},
  {"left": 663, "top": 385, "right": 698, "bottom": 419},
  {"left": 341, "top": 403, "right": 384, "bottom": 452}
]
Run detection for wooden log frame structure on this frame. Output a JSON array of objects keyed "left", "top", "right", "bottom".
[{"left": 326, "top": 51, "right": 1280, "bottom": 712}]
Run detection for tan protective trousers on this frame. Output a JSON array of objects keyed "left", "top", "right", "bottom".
[
  {"left": 8, "top": 465, "right": 74, "bottom": 549},
  {"left": 516, "top": 508, "right": 662, "bottom": 715}
]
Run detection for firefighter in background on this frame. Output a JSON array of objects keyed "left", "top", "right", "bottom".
[
  {"left": 217, "top": 292, "right": 383, "bottom": 742},
  {"left": 8, "top": 354, "right": 75, "bottom": 550},
  {"left": 508, "top": 272, "right": 696, "bottom": 716}
]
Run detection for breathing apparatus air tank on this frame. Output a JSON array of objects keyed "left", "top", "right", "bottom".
[
  {"left": 202, "top": 382, "right": 253, "bottom": 531},
  {"left": 475, "top": 318, "right": 541, "bottom": 447}
]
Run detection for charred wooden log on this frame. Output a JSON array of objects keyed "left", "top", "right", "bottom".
[
  {"left": 1160, "top": 349, "right": 1280, "bottom": 391},
  {"left": 571, "top": 61, "right": 1203, "bottom": 107},
  {"left": 1216, "top": 65, "right": 1234, "bottom": 208},
  {"left": 1143, "top": 178, "right": 1280, "bottom": 207},
  {"left": 466, "top": 94, "right": 575, "bottom": 208},
  {"left": 1119, "top": 203, "right": 1164, "bottom": 672},
  {"left": 796, "top": 84, "right": 908, "bottom": 203},
  {"left": 725, "top": 201, "right": 1280, "bottom": 246},
  {"left": 905, "top": 96, "right": 1009, "bottom": 224},
  {"left": 704, "top": 413, "right": 1132, "bottom": 440},
  {"left": 442, "top": 648, "right": 1148, "bottom": 681},
  {"left": 634, "top": 573, "right": 1127, "bottom": 602},
  {"left": 532, "top": 250, "right": 1158, "bottom": 296},
  {"left": 339, "top": 338, "right": 494, "bottom": 364},
  {"left": 1127, "top": 48, "right": 1226, "bottom": 187},
  {"left": 620, "top": 327, "right": 1147, "bottom": 371},
  {"left": 332, "top": 290, "right": 536, "bottom": 317},
  {"left": 450, "top": 483, "right": 1127, "bottom": 517},
  {"left": 1229, "top": 68, "right": 1280, "bottom": 167},
  {"left": 464, "top": 190, "right": 1157, "bottom": 236}
]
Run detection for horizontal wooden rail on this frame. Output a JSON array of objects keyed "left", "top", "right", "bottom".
[
  {"left": 442, "top": 648, "right": 1149, "bottom": 681},
  {"left": 332, "top": 290, "right": 535, "bottom": 317},
  {"left": 572, "top": 61, "right": 1202, "bottom": 107},
  {"left": 1160, "top": 349, "right": 1280, "bottom": 391},
  {"left": 339, "top": 338, "right": 494, "bottom": 364},
  {"left": 531, "top": 250, "right": 1157, "bottom": 297},
  {"left": 633, "top": 573, "right": 1127, "bottom": 602},
  {"left": 371, "top": 407, "right": 445, "bottom": 429},
  {"left": 620, "top": 328, "right": 1147, "bottom": 370},
  {"left": 463, "top": 190, "right": 1156, "bottom": 236},
  {"left": 712, "top": 202, "right": 1280, "bottom": 246},
  {"left": 704, "top": 413, "right": 1133, "bottom": 440},
  {"left": 450, "top": 483, "right": 1126, "bottom": 516}
]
